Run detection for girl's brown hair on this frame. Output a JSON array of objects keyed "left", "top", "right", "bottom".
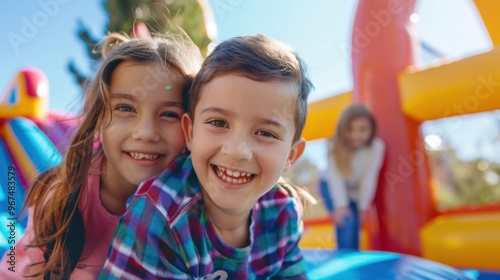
[
  {"left": 24, "top": 32, "right": 202, "bottom": 278},
  {"left": 328, "top": 103, "right": 377, "bottom": 178}
]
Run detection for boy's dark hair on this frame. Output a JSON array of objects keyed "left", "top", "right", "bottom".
[{"left": 187, "top": 34, "right": 313, "bottom": 143}]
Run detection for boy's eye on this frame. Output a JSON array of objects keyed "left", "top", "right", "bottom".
[
  {"left": 256, "top": 130, "right": 278, "bottom": 139},
  {"left": 162, "top": 112, "right": 180, "bottom": 118},
  {"left": 116, "top": 105, "right": 134, "bottom": 112},
  {"left": 208, "top": 119, "right": 228, "bottom": 128}
]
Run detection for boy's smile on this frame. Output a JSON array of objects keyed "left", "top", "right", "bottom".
[
  {"left": 213, "top": 165, "right": 255, "bottom": 186},
  {"left": 182, "top": 74, "right": 305, "bottom": 217}
]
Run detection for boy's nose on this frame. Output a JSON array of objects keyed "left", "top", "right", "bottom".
[
  {"left": 221, "top": 136, "right": 253, "bottom": 161},
  {"left": 131, "top": 117, "right": 160, "bottom": 142}
]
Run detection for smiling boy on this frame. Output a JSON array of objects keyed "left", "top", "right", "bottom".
[{"left": 101, "top": 34, "right": 313, "bottom": 279}]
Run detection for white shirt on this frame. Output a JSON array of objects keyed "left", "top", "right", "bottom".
[{"left": 323, "top": 137, "right": 385, "bottom": 211}]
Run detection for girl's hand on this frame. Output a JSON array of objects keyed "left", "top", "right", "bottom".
[{"left": 332, "top": 207, "right": 353, "bottom": 228}]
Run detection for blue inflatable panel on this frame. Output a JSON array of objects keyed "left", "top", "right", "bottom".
[
  {"left": 0, "top": 118, "right": 62, "bottom": 256},
  {"left": 7, "top": 117, "right": 63, "bottom": 175},
  {"left": 303, "top": 249, "right": 476, "bottom": 280},
  {"left": 0, "top": 138, "right": 26, "bottom": 256}
]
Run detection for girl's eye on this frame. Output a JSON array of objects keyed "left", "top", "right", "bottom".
[
  {"left": 116, "top": 105, "right": 134, "bottom": 112},
  {"left": 209, "top": 120, "right": 228, "bottom": 128},
  {"left": 257, "top": 130, "right": 278, "bottom": 139}
]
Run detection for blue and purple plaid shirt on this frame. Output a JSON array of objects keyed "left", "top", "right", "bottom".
[{"left": 100, "top": 154, "right": 307, "bottom": 279}]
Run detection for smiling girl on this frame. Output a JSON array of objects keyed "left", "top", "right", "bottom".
[{"left": 0, "top": 32, "right": 202, "bottom": 279}]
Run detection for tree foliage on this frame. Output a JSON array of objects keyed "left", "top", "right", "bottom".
[
  {"left": 68, "top": 0, "right": 210, "bottom": 88},
  {"left": 429, "top": 147, "right": 500, "bottom": 211}
]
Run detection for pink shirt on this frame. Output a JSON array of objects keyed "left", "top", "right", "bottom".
[{"left": 0, "top": 157, "right": 120, "bottom": 279}]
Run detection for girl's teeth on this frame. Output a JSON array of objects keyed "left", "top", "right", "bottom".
[{"left": 130, "top": 152, "right": 159, "bottom": 160}]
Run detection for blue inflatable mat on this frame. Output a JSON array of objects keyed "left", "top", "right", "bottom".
[{"left": 303, "top": 249, "right": 484, "bottom": 280}]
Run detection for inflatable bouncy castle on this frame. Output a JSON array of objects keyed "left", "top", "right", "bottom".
[
  {"left": 0, "top": 68, "right": 75, "bottom": 251},
  {"left": 1, "top": 1, "right": 500, "bottom": 278},
  {"left": 300, "top": 0, "right": 500, "bottom": 278}
]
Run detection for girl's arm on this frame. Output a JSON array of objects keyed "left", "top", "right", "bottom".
[
  {"left": 357, "top": 138, "right": 385, "bottom": 211},
  {"left": 100, "top": 195, "right": 189, "bottom": 280}
]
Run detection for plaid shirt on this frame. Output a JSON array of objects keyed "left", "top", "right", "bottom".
[{"left": 100, "top": 154, "right": 307, "bottom": 279}]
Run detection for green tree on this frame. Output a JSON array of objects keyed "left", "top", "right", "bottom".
[
  {"left": 430, "top": 147, "right": 500, "bottom": 210},
  {"left": 68, "top": 0, "right": 210, "bottom": 88}
]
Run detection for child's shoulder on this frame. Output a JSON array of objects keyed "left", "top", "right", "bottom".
[
  {"left": 256, "top": 184, "right": 303, "bottom": 220},
  {"left": 364, "top": 136, "right": 385, "bottom": 157},
  {"left": 136, "top": 153, "right": 192, "bottom": 192},
  {"left": 371, "top": 136, "right": 385, "bottom": 149},
  {"left": 253, "top": 184, "right": 303, "bottom": 242},
  {"left": 133, "top": 153, "right": 199, "bottom": 220}
]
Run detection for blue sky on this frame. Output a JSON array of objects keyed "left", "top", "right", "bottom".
[{"left": 1, "top": 0, "right": 497, "bottom": 165}]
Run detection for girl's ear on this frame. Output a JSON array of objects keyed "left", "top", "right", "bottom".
[
  {"left": 181, "top": 113, "right": 194, "bottom": 150},
  {"left": 94, "top": 128, "right": 102, "bottom": 143},
  {"left": 283, "top": 138, "right": 306, "bottom": 173}
]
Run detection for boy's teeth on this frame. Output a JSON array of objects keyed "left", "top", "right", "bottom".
[
  {"left": 215, "top": 165, "right": 253, "bottom": 183},
  {"left": 223, "top": 167, "right": 251, "bottom": 178},
  {"left": 220, "top": 174, "right": 249, "bottom": 184},
  {"left": 129, "top": 152, "right": 159, "bottom": 160}
]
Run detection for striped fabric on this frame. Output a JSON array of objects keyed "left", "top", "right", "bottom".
[{"left": 100, "top": 154, "right": 307, "bottom": 279}]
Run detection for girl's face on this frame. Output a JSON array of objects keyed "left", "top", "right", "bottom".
[
  {"left": 346, "top": 117, "right": 372, "bottom": 150},
  {"left": 100, "top": 61, "right": 186, "bottom": 197}
]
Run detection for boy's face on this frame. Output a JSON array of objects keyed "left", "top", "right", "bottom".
[{"left": 182, "top": 74, "right": 305, "bottom": 214}]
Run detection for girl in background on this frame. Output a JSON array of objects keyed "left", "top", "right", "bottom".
[
  {"left": 320, "top": 103, "right": 385, "bottom": 249},
  {"left": 0, "top": 32, "right": 202, "bottom": 279}
]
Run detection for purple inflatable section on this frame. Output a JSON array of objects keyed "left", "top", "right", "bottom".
[{"left": 36, "top": 114, "right": 79, "bottom": 154}]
